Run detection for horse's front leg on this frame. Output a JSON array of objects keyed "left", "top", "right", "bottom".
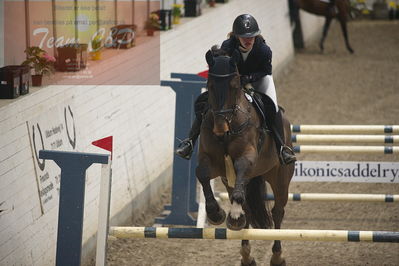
[
  {"left": 196, "top": 156, "right": 226, "bottom": 225},
  {"left": 226, "top": 154, "right": 254, "bottom": 231}
]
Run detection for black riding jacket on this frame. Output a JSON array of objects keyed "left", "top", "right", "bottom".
[{"left": 220, "top": 36, "right": 272, "bottom": 83}]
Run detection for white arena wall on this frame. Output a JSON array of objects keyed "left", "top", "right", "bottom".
[
  {"left": 299, "top": 10, "right": 325, "bottom": 48},
  {"left": 0, "top": 0, "right": 324, "bottom": 265}
]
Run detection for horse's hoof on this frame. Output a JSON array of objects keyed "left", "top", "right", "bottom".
[
  {"left": 348, "top": 47, "right": 354, "bottom": 54},
  {"left": 241, "top": 258, "right": 257, "bottom": 266},
  {"left": 270, "top": 258, "right": 286, "bottom": 266},
  {"left": 226, "top": 213, "right": 246, "bottom": 231},
  {"left": 206, "top": 207, "right": 226, "bottom": 225}
]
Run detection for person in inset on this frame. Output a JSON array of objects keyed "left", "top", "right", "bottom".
[{"left": 175, "top": 14, "right": 296, "bottom": 165}]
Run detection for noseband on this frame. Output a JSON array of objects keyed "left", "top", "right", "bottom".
[{"left": 208, "top": 71, "right": 252, "bottom": 136}]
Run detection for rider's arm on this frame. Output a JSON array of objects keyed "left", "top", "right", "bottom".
[{"left": 250, "top": 43, "right": 272, "bottom": 83}]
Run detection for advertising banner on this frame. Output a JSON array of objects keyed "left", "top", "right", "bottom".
[{"left": 293, "top": 161, "right": 399, "bottom": 183}]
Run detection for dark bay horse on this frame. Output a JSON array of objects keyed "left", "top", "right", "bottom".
[
  {"left": 196, "top": 49, "right": 295, "bottom": 266},
  {"left": 295, "top": 0, "right": 354, "bottom": 53}
]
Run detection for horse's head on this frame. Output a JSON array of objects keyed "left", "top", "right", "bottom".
[{"left": 206, "top": 48, "right": 241, "bottom": 137}]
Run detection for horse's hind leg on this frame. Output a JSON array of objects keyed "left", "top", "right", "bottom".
[
  {"left": 338, "top": 17, "right": 354, "bottom": 53},
  {"left": 320, "top": 17, "right": 332, "bottom": 52},
  {"left": 196, "top": 159, "right": 226, "bottom": 225},
  {"left": 240, "top": 224, "right": 256, "bottom": 266},
  {"left": 268, "top": 167, "right": 292, "bottom": 266},
  {"left": 270, "top": 205, "right": 286, "bottom": 266}
]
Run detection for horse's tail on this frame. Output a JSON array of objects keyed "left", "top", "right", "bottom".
[{"left": 246, "top": 176, "right": 273, "bottom": 229}]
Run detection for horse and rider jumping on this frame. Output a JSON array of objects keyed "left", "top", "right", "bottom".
[{"left": 176, "top": 14, "right": 296, "bottom": 266}]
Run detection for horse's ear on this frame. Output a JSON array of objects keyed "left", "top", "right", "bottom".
[
  {"left": 230, "top": 49, "right": 240, "bottom": 66},
  {"left": 205, "top": 50, "right": 215, "bottom": 67}
]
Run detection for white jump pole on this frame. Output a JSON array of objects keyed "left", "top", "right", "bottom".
[
  {"left": 92, "top": 136, "right": 113, "bottom": 266},
  {"left": 291, "top": 125, "right": 399, "bottom": 134},
  {"left": 218, "top": 192, "right": 398, "bottom": 203},
  {"left": 95, "top": 159, "right": 112, "bottom": 266},
  {"left": 292, "top": 134, "right": 399, "bottom": 144},
  {"left": 293, "top": 145, "right": 399, "bottom": 154},
  {"left": 109, "top": 227, "right": 399, "bottom": 243}
]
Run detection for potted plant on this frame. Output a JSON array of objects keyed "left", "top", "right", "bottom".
[
  {"left": 172, "top": 4, "right": 183, "bottom": 24},
  {"left": 145, "top": 13, "right": 160, "bottom": 36},
  {"left": 21, "top": 46, "right": 55, "bottom": 86},
  {"left": 90, "top": 32, "right": 103, "bottom": 60}
]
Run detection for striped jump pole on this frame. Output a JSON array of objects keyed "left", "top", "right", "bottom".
[
  {"left": 218, "top": 192, "right": 399, "bottom": 203},
  {"left": 109, "top": 227, "right": 399, "bottom": 243},
  {"left": 291, "top": 125, "right": 399, "bottom": 134},
  {"left": 293, "top": 145, "right": 399, "bottom": 154},
  {"left": 291, "top": 134, "right": 399, "bottom": 144}
]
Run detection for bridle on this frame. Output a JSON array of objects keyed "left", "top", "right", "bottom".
[{"left": 208, "top": 70, "right": 253, "bottom": 136}]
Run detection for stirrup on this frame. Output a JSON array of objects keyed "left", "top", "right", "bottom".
[
  {"left": 175, "top": 138, "right": 194, "bottom": 160},
  {"left": 279, "top": 145, "right": 297, "bottom": 165}
]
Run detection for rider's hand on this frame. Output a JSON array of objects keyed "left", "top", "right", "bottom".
[{"left": 240, "top": 75, "right": 252, "bottom": 86}]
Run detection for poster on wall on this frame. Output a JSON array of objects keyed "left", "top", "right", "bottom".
[{"left": 27, "top": 103, "right": 77, "bottom": 214}]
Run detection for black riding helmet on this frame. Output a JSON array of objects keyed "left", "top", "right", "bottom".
[{"left": 232, "top": 14, "right": 261, "bottom": 38}]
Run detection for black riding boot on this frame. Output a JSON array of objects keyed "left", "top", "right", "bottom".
[
  {"left": 175, "top": 117, "right": 201, "bottom": 160},
  {"left": 272, "top": 110, "right": 297, "bottom": 165},
  {"left": 258, "top": 94, "right": 296, "bottom": 165},
  {"left": 175, "top": 92, "right": 209, "bottom": 160}
]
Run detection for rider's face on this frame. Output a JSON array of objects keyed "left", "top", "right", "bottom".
[{"left": 238, "top": 37, "right": 255, "bottom": 50}]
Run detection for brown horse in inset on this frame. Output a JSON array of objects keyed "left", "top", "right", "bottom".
[
  {"left": 196, "top": 49, "right": 294, "bottom": 266},
  {"left": 295, "top": 0, "right": 354, "bottom": 53}
]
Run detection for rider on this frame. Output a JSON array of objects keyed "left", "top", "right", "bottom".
[{"left": 175, "top": 14, "right": 296, "bottom": 165}]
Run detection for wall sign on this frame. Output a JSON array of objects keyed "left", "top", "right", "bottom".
[{"left": 27, "top": 104, "right": 77, "bottom": 214}]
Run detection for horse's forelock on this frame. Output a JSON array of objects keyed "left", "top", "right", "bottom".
[{"left": 210, "top": 46, "right": 228, "bottom": 57}]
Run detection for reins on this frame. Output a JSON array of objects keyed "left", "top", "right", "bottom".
[
  {"left": 207, "top": 53, "right": 260, "bottom": 137},
  {"left": 209, "top": 82, "right": 257, "bottom": 136}
]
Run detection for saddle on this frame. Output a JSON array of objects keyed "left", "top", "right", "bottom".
[
  {"left": 243, "top": 89, "right": 286, "bottom": 153},
  {"left": 243, "top": 90, "right": 271, "bottom": 153},
  {"left": 243, "top": 88, "right": 269, "bottom": 130}
]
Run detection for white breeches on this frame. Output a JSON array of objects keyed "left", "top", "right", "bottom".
[{"left": 252, "top": 75, "right": 279, "bottom": 112}]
